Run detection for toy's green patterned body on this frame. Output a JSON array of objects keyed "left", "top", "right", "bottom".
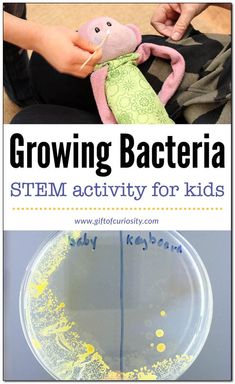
[{"left": 96, "top": 53, "right": 174, "bottom": 124}]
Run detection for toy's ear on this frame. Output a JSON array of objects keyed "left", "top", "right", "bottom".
[{"left": 126, "top": 24, "right": 142, "bottom": 45}]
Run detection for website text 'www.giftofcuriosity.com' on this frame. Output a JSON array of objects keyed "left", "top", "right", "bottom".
[{"left": 74, "top": 217, "right": 159, "bottom": 226}]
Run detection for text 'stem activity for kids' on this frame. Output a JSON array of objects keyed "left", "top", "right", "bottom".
[{"left": 3, "top": 3, "right": 231, "bottom": 382}]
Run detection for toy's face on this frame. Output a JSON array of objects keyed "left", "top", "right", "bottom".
[{"left": 78, "top": 17, "right": 142, "bottom": 62}]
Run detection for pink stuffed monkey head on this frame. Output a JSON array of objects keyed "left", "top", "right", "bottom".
[{"left": 78, "top": 17, "right": 142, "bottom": 62}]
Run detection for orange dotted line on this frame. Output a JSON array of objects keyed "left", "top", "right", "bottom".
[{"left": 12, "top": 207, "right": 224, "bottom": 211}]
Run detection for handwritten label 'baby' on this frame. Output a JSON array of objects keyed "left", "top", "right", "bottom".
[{"left": 68, "top": 233, "right": 97, "bottom": 251}]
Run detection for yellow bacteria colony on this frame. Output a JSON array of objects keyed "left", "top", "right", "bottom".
[{"left": 21, "top": 231, "right": 195, "bottom": 380}]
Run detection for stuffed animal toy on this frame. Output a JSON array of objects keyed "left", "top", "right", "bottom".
[{"left": 78, "top": 17, "right": 185, "bottom": 124}]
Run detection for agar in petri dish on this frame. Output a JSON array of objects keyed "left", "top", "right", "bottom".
[{"left": 20, "top": 231, "right": 213, "bottom": 380}]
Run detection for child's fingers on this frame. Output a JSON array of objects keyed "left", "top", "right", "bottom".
[
  {"left": 171, "top": 10, "right": 195, "bottom": 40},
  {"left": 80, "top": 48, "right": 102, "bottom": 71},
  {"left": 165, "top": 19, "right": 174, "bottom": 26},
  {"left": 88, "top": 48, "right": 102, "bottom": 65},
  {"left": 72, "top": 32, "right": 97, "bottom": 53},
  {"left": 151, "top": 6, "right": 172, "bottom": 35},
  {"left": 153, "top": 23, "right": 173, "bottom": 37},
  {"left": 70, "top": 49, "right": 102, "bottom": 77},
  {"left": 72, "top": 63, "right": 94, "bottom": 78}
]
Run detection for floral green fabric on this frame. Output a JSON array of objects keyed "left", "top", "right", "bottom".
[{"left": 96, "top": 53, "right": 174, "bottom": 124}]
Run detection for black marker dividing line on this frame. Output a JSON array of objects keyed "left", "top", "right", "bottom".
[{"left": 119, "top": 231, "right": 124, "bottom": 379}]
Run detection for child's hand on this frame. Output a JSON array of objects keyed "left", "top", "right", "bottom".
[
  {"left": 36, "top": 25, "right": 102, "bottom": 78},
  {"left": 151, "top": 3, "right": 208, "bottom": 41}
]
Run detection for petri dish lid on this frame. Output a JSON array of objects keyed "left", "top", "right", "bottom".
[{"left": 20, "top": 231, "right": 213, "bottom": 380}]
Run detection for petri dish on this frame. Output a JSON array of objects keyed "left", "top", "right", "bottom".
[{"left": 20, "top": 231, "right": 213, "bottom": 380}]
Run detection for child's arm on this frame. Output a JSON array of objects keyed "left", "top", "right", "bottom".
[
  {"left": 90, "top": 67, "right": 117, "bottom": 124},
  {"left": 3, "top": 11, "right": 101, "bottom": 78}
]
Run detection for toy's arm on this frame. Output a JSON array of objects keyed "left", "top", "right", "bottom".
[
  {"left": 136, "top": 43, "right": 185, "bottom": 105},
  {"left": 90, "top": 67, "right": 117, "bottom": 124}
]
